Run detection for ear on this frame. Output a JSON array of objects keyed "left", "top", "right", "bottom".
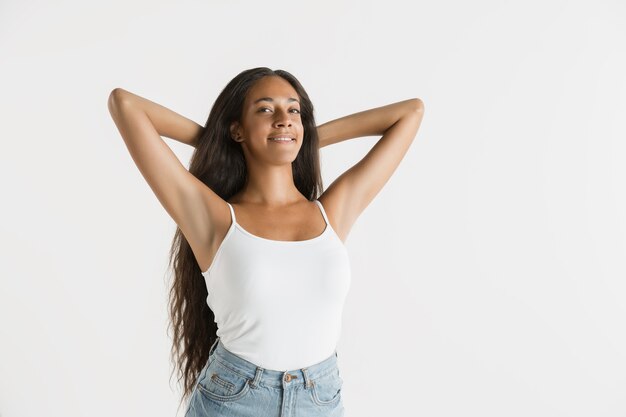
[{"left": 230, "top": 121, "right": 241, "bottom": 141}]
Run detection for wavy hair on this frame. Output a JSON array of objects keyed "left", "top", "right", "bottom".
[{"left": 166, "top": 67, "right": 323, "bottom": 412}]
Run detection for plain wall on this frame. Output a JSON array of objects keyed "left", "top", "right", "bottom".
[{"left": 1, "top": 0, "right": 625, "bottom": 416}]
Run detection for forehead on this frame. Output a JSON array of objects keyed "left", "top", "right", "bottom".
[{"left": 245, "top": 76, "right": 299, "bottom": 106}]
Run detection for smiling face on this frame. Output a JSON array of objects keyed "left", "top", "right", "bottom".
[{"left": 230, "top": 76, "right": 304, "bottom": 165}]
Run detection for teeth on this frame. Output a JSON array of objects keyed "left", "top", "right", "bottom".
[{"left": 269, "top": 137, "right": 293, "bottom": 141}]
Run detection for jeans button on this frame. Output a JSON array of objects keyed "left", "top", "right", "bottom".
[{"left": 284, "top": 373, "right": 298, "bottom": 382}]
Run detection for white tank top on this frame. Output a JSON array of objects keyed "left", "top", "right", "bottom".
[{"left": 201, "top": 199, "right": 351, "bottom": 371}]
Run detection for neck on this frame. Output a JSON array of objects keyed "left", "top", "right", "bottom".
[{"left": 232, "top": 164, "right": 306, "bottom": 207}]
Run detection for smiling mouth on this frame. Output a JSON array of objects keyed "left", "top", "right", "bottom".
[{"left": 268, "top": 137, "right": 296, "bottom": 142}]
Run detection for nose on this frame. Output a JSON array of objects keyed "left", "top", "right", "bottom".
[{"left": 272, "top": 109, "right": 292, "bottom": 128}]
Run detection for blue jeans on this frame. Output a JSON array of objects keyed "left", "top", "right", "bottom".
[{"left": 185, "top": 337, "right": 345, "bottom": 417}]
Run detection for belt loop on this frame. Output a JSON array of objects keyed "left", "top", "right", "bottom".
[
  {"left": 250, "top": 366, "right": 264, "bottom": 389},
  {"left": 209, "top": 336, "right": 220, "bottom": 357},
  {"left": 301, "top": 368, "right": 313, "bottom": 389}
]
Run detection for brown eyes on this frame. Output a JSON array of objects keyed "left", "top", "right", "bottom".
[{"left": 258, "top": 107, "right": 300, "bottom": 114}]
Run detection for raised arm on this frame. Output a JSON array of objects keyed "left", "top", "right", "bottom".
[
  {"left": 107, "top": 88, "right": 226, "bottom": 270},
  {"left": 316, "top": 98, "right": 421, "bottom": 148},
  {"left": 110, "top": 88, "right": 204, "bottom": 148},
  {"left": 315, "top": 98, "right": 425, "bottom": 242}
]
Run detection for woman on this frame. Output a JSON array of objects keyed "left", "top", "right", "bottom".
[{"left": 107, "top": 67, "right": 424, "bottom": 417}]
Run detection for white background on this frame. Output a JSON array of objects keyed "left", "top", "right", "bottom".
[{"left": 1, "top": 1, "right": 625, "bottom": 416}]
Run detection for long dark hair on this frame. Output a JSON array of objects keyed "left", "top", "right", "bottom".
[{"left": 166, "top": 67, "right": 323, "bottom": 411}]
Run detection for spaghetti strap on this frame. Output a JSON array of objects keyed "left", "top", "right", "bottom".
[
  {"left": 226, "top": 202, "right": 237, "bottom": 224},
  {"left": 200, "top": 195, "right": 352, "bottom": 371},
  {"left": 314, "top": 199, "right": 330, "bottom": 227}
]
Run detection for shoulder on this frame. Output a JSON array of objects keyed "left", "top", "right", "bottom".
[{"left": 317, "top": 192, "right": 353, "bottom": 243}]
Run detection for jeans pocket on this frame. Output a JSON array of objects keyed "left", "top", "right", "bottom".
[
  {"left": 309, "top": 370, "right": 343, "bottom": 406},
  {"left": 196, "top": 358, "right": 252, "bottom": 403}
]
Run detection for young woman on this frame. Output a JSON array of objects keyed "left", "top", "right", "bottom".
[{"left": 107, "top": 67, "right": 424, "bottom": 417}]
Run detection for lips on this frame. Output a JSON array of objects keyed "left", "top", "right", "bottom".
[
  {"left": 268, "top": 138, "right": 296, "bottom": 144},
  {"left": 268, "top": 133, "right": 295, "bottom": 140},
  {"left": 268, "top": 137, "right": 296, "bottom": 144}
]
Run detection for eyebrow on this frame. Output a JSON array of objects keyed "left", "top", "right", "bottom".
[{"left": 253, "top": 97, "right": 300, "bottom": 105}]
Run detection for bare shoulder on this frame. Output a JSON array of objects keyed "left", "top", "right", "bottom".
[
  {"left": 183, "top": 182, "right": 233, "bottom": 273},
  {"left": 317, "top": 183, "right": 358, "bottom": 244}
]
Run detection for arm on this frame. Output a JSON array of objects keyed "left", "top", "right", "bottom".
[
  {"left": 316, "top": 98, "right": 420, "bottom": 148},
  {"left": 107, "top": 88, "right": 226, "bottom": 270},
  {"left": 315, "top": 98, "right": 425, "bottom": 242},
  {"left": 110, "top": 88, "right": 204, "bottom": 148}
]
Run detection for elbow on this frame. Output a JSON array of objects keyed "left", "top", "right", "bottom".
[
  {"left": 108, "top": 88, "right": 130, "bottom": 116},
  {"left": 109, "top": 87, "right": 128, "bottom": 98},
  {"left": 410, "top": 98, "right": 425, "bottom": 112},
  {"left": 108, "top": 88, "right": 127, "bottom": 105},
  {"left": 400, "top": 98, "right": 424, "bottom": 119}
]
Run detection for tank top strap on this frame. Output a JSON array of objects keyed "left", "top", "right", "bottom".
[
  {"left": 314, "top": 199, "right": 330, "bottom": 227},
  {"left": 225, "top": 202, "right": 237, "bottom": 224}
]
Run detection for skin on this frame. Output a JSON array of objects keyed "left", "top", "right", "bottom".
[
  {"left": 225, "top": 76, "right": 327, "bottom": 245},
  {"left": 108, "top": 78, "right": 424, "bottom": 273}
]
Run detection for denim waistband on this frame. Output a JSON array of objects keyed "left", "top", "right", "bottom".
[{"left": 207, "top": 337, "right": 340, "bottom": 389}]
